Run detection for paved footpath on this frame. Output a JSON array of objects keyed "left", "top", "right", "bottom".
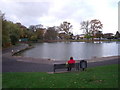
[
  {"left": 2, "top": 44, "right": 120, "bottom": 73},
  {"left": 2, "top": 56, "right": 53, "bottom": 72},
  {"left": 2, "top": 56, "right": 119, "bottom": 72},
  {"left": 2, "top": 43, "right": 28, "bottom": 54}
]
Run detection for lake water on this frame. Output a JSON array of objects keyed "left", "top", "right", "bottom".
[{"left": 21, "top": 41, "right": 120, "bottom": 61}]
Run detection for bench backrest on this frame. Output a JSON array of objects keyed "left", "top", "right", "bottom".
[
  {"left": 68, "top": 63, "right": 75, "bottom": 67},
  {"left": 54, "top": 64, "right": 66, "bottom": 69},
  {"left": 54, "top": 63, "right": 80, "bottom": 72}
]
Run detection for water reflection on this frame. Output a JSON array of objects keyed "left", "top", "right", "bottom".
[{"left": 21, "top": 42, "right": 119, "bottom": 61}]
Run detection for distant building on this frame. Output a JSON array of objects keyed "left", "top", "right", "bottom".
[
  {"left": 73, "top": 34, "right": 85, "bottom": 40},
  {"left": 58, "top": 32, "right": 67, "bottom": 39},
  {"left": 79, "top": 34, "right": 85, "bottom": 39},
  {"left": 103, "top": 33, "right": 114, "bottom": 38}
]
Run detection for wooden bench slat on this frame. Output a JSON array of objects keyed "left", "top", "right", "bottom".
[{"left": 54, "top": 63, "right": 79, "bottom": 72}]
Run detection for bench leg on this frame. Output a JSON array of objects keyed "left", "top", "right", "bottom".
[
  {"left": 75, "top": 66, "right": 79, "bottom": 71},
  {"left": 82, "top": 68, "right": 85, "bottom": 71},
  {"left": 54, "top": 68, "right": 55, "bottom": 72}
]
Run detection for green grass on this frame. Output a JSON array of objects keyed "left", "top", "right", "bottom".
[{"left": 2, "top": 64, "right": 119, "bottom": 88}]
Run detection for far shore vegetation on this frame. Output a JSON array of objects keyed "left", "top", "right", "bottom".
[{"left": 1, "top": 11, "right": 120, "bottom": 48}]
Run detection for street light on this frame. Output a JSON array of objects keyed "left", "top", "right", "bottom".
[{"left": 80, "top": 60, "right": 87, "bottom": 71}]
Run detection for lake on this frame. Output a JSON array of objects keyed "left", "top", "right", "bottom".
[{"left": 21, "top": 41, "right": 120, "bottom": 61}]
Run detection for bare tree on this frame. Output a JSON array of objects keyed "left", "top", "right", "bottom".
[
  {"left": 60, "top": 21, "right": 72, "bottom": 35},
  {"left": 90, "top": 19, "right": 103, "bottom": 41},
  {"left": 80, "top": 20, "right": 90, "bottom": 34},
  {"left": 80, "top": 20, "right": 91, "bottom": 40},
  {"left": 90, "top": 19, "right": 103, "bottom": 35}
]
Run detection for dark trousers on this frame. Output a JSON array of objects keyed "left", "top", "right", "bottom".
[{"left": 67, "top": 64, "right": 75, "bottom": 71}]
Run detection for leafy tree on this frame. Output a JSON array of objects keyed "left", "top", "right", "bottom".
[
  {"left": 16, "top": 23, "right": 28, "bottom": 38},
  {"left": 84, "top": 34, "right": 92, "bottom": 40},
  {"left": 2, "top": 20, "right": 11, "bottom": 47},
  {"left": 28, "top": 24, "right": 45, "bottom": 41},
  {"left": 30, "top": 34, "right": 37, "bottom": 42},
  {"left": 1, "top": 12, "right": 10, "bottom": 47},
  {"left": 29, "top": 24, "right": 43, "bottom": 32},
  {"left": 44, "top": 27, "right": 58, "bottom": 40},
  {"left": 8, "top": 21, "right": 21, "bottom": 45},
  {"left": 29, "top": 25, "right": 36, "bottom": 32},
  {"left": 10, "top": 35, "right": 18, "bottom": 45},
  {"left": 35, "top": 29, "right": 45, "bottom": 40},
  {"left": 26, "top": 30, "right": 34, "bottom": 41},
  {"left": 1, "top": 11, "right": 21, "bottom": 47}
]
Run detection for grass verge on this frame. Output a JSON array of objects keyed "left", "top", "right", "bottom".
[{"left": 2, "top": 64, "right": 118, "bottom": 88}]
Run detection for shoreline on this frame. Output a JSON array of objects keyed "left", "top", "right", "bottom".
[
  {"left": 3, "top": 43, "right": 119, "bottom": 65},
  {"left": 11, "top": 55, "right": 120, "bottom": 64},
  {"left": 52, "top": 55, "right": 120, "bottom": 64}
]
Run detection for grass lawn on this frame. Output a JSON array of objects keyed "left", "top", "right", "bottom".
[{"left": 2, "top": 64, "right": 118, "bottom": 88}]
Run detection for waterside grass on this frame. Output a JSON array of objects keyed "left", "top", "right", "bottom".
[{"left": 2, "top": 64, "right": 118, "bottom": 88}]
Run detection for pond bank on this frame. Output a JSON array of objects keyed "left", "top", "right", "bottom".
[
  {"left": 3, "top": 43, "right": 119, "bottom": 64},
  {"left": 11, "top": 55, "right": 119, "bottom": 65},
  {"left": 12, "top": 46, "right": 34, "bottom": 56},
  {"left": 2, "top": 43, "right": 119, "bottom": 73}
]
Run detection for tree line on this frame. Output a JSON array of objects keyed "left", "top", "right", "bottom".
[
  {"left": 1, "top": 11, "right": 120, "bottom": 48},
  {"left": 1, "top": 11, "right": 74, "bottom": 47}
]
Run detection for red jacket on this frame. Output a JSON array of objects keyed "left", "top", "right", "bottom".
[{"left": 68, "top": 59, "right": 75, "bottom": 64}]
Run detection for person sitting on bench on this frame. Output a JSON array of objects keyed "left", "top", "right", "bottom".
[{"left": 67, "top": 57, "right": 75, "bottom": 71}]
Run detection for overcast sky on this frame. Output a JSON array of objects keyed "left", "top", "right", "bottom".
[{"left": 0, "top": 0, "right": 119, "bottom": 35}]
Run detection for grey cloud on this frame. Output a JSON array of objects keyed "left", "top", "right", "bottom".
[
  {"left": 16, "top": 2, "right": 50, "bottom": 18},
  {"left": 50, "top": 1, "right": 95, "bottom": 22},
  {"left": 0, "top": 1, "right": 51, "bottom": 26},
  {"left": 12, "top": 2, "right": 51, "bottom": 26},
  {"left": 0, "top": 0, "right": 94, "bottom": 27}
]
